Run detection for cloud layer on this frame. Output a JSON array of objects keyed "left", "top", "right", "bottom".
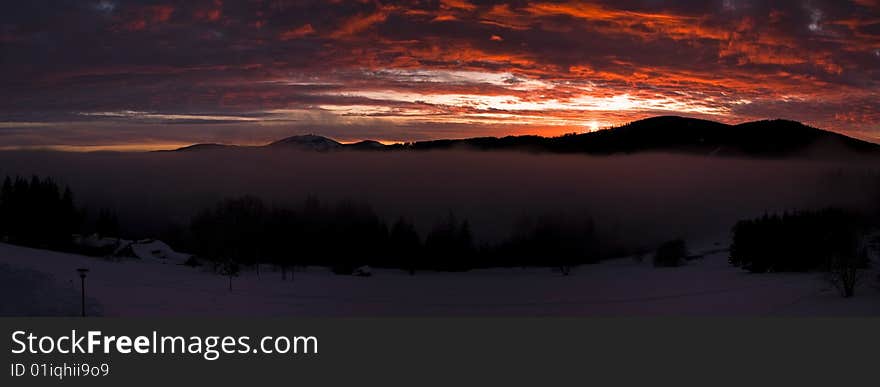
[{"left": 1, "top": 0, "right": 878, "bottom": 148}]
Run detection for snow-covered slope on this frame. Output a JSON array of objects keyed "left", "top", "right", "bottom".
[
  {"left": 0, "top": 262, "right": 102, "bottom": 316},
  {"left": 0, "top": 242, "right": 878, "bottom": 317}
]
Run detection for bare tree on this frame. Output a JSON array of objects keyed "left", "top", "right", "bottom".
[
  {"left": 827, "top": 242, "right": 867, "bottom": 298},
  {"left": 219, "top": 260, "right": 240, "bottom": 292}
]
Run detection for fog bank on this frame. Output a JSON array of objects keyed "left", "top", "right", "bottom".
[{"left": 0, "top": 149, "right": 876, "bottom": 249}]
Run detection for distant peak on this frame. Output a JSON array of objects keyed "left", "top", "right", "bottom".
[
  {"left": 270, "top": 134, "right": 336, "bottom": 143},
  {"left": 625, "top": 116, "right": 726, "bottom": 126},
  {"left": 267, "top": 134, "right": 342, "bottom": 150},
  {"left": 737, "top": 119, "right": 809, "bottom": 127},
  {"left": 353, "top": 139, "right": 382, "bottom": 145},
  {"left": 161, "top": 116, "right": 876, "bottom": 159},
  {"left": 169, "top": 143, "right": 232, "bottom": 152},
  {"left": 345, "top": 139, "right": 386, "bottom": 149}
]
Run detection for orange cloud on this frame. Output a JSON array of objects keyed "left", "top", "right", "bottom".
[
  {"left": 431, "top": 14, "right": 458, "bottom": 22},
  {"left": 481, "top": 4, "right": 532, "bottom": 30},
  {"left": 329, "top": 6, "right": 396, "bottom": 38},
  {"left": 11, "top": 0, "right": 880, "bottom": 144},
  {"left": 440, "top": 0, "right": 477, "bottom": 11},
  {"left": 522, "top": 2, "right": 728, "bottom": 41},
  {"left": 279, "top": 24, "right": 316, "bottom": 40}
]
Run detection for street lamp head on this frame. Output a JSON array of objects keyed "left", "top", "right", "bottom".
[{"left": 76, "top": 268, "right": 89, "bottom": 278}]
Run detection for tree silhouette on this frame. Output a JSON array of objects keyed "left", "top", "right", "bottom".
[
  {"left": 265, "top": 208, "right": 298, "bottom": 281},
  {"left": 730, "top": 208, "right": 863, "bottom": 274},
  {"left": 219, "top": 259, "right": 240, "bottom": 292},
  {"left": 826, "top": 232, "right": 866, "bottom": 298},
  {"left": 501, "top": 214, "right": 600, "bottom": 273},
  {"left": 424, "top": 212, "right": 474, "bottom": 271},
  {"left": 0, "top": 175, "right": 82, "bottom": 249},
  {"left": 182, "top": 195, "right": 614, "bottom": 274},
  {"left": 190, "top": 195, "right": 267, "bottom": 269},
  {"left": 389, "top": 217, "right": 421, "bottom": 274}
]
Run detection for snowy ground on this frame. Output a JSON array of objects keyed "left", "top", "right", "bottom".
[{"left": 1, "top": 241, "right": 879, "bottom": 317}]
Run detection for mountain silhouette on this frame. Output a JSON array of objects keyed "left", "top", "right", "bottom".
[
  {"left": 345, "top": 140, "right": 386, "bottom": 150},
  {"left": 267, "top": 134, "right": 343, "bottom": 151},
  {"left": 171, "top": 143, "right": 236, "bottom": 152},
  {"left": 167, "top": 116, "right": 880, "bottom": 158}
]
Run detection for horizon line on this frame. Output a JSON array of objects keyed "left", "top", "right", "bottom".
[{"left": 0, "top": 115, "right": 871, "bottom": 153}]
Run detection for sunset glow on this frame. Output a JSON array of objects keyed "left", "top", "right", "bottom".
[{"left": 1, "top": 0, "right": 878, "bottom": 148}]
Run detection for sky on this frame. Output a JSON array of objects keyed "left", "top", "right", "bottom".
[{"left": 1, "top": 0, "right": 879, "bottom": 150}]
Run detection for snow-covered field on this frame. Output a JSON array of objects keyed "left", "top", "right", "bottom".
[{"left": 1, "top": 241, "right": 878, "bottom": 317}]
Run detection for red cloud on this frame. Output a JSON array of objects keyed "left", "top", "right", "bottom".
[
  {"left": 440, "top": 0, "right": 477, "bottom": 11},
  {"left": 279, "top": 24, "right": 316, "bottom": 40},
  {"left": 114, "top": 5, "right": 175, "bottom": 32},
  {"left": 329, "top": 6, "right": 397, "bottom": 38},
  {"left": 194, "top": 0, "right": 223, "bottom": 22},
  {"left": 11, "top": 0, "right": 880, "bottom": 143}
]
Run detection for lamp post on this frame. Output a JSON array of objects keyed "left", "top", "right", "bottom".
[{"left": 76, "top": 268, "right": 89, "bottom": 317}]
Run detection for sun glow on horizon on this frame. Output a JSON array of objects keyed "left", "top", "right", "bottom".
[{"left": 1, "top": 0, "right": 877, "bottom": 147}]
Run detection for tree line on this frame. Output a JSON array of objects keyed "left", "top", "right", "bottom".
[
  {"left": 0, "top": 175, "right": 611, "bottom": 273},
  {"left": 3, "top": 174, "right": 874, "bottom": 294},
  {"left": 729, "top": 208, "right": 865, "bottom": 273},
  {"left": 0, "top": 175, "right": 126, "bottom": 253},
  {"left": 729, "top": 208, "right": 869, "bottom": 297},
  {"left": 176, "top": 195, "right": 607, "bottom": 276},
  {"left": 0, "top": 176, "right": 81, "bottom": 249}
]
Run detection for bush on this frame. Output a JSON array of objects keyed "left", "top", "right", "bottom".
[{"left": 654, "top": 239, "right": 687, "bottom": 267}]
